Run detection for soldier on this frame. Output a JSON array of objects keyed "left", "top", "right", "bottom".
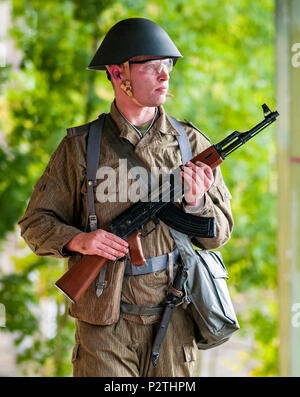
[{"left": 18, "top": 18, "right": 233, "bottom": 377}]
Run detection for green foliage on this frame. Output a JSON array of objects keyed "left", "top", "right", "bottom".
[
  {"left": 0, "top": 0, "right": 277, "bottom": 376},
  {"left": 0, "top": 252, "right": 75, "bottom": 376},
  {"left": 237, "top": 290, "right": 278, "bottom": 376},
  {"left": 0, "top": 271, "right": 39, "bottom": 335}
]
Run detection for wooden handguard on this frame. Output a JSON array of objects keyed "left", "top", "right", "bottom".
[
  {"left": 55, "top": 231, "right": 146, "bottom": 303},
  {"left": 191, "top": 145, "right": 224, "bottom": 170}
]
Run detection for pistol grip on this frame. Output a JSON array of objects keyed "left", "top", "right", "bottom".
[{"left": 126, "top": 231, "right": 146, "bottom": 266}]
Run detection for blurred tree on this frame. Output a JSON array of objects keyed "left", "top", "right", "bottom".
[{"left": 0, "top": 0, "right": 277, "bottom": 376}]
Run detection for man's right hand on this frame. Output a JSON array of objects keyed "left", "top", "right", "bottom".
[{"left": 64, "top": 230, "right": 129, "bottom": 261}]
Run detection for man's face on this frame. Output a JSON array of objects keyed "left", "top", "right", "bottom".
[{"left": 128, "top": 56, "right": 172, "bottom": 107}]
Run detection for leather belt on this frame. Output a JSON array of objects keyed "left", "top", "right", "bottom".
[{"left": 124, "top": 248, "right": 180, "bottom": 276}]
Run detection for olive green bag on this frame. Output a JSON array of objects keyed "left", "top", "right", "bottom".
[{"left": 169, "top": 228, "right": 240, "bottom": 349}]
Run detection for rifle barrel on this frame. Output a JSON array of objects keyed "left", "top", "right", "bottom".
[{"left": 215, "top": 108, "right": 279, "bottom": 158}]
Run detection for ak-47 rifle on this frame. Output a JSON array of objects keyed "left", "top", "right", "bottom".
[{"left": 55, "top": 104, "right": 279, "bottom": 304}]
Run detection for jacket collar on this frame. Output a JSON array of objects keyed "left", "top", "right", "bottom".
[{"left": 109, "top": 101, "right": 180, "bottom": 146}]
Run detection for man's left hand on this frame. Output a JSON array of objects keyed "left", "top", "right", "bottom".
[{"left": 181, "top": 161, "right": 214, "bottom": 207}]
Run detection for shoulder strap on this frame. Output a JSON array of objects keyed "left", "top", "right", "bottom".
[
  {"left": 167, "top": 116, "right": 193, "bottom": 164},
  {"left": 85, "top": 113, "right": 106, "bottom": 232}
]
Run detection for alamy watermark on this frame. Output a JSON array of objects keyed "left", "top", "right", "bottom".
[
  {"left": 0, "top": 303, "right": 5, "bottom": 327},
  {"left": 291, "top": 303, "right": 300, "bottom": 328},
  {"left": 94, "top": 159, "right": 203, "bottom": 204},
  {"left": 291, "top": 43, "right": 300, "bottom": 68}
]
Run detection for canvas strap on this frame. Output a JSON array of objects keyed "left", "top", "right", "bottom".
[{"left": 85, "top": 114, "right": 106, "bottom": 232}]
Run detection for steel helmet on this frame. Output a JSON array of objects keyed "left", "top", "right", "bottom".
[{"left": 87, "top": 18, "right": 183, "bottom": 70}]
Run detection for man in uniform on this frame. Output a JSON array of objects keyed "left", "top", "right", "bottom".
[{"left": 18, "top": 18, "right": 233, "bottom": 377}]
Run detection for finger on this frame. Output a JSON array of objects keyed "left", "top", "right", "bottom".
[
  {"left": 195, "top": 165, "right": 214, "bottom": 189},
  {"left": 180, "top": 170, "right": 193, "bottom": 187},
  {"left": 181, "top": 169, "right": 201, "bottom": 186},
  {"left": 94, "top": 247, "right": 117, "bottom": 261},
  {"left": 193, "top": 160, "right": 210, "bottom": 169},
  {"left": 181, "top": 167, "right": 206, "bottom": 189},
  {"left": 192, "top": 169, "right": 212, "bottom": 192},
  {"left": 186, "top": 161, "right": 213, "bottom": 188},
  {"left": 183, "top": 162, "right": 207, "bottom": 177},
  {"left": 183, "top": 165, "right": 212, "bottom": 194},
  {"left": 195, "top": 161, "right": 214, "bottom": 181},
  {"left": 186, "top": 161, "right": 211, "bottom": 180},
  {"left": 96, "top": 241, "right": 128, "bottom": 258},
  {"left": 181, "top": 171, "right": 200, "bottom": 196},
  {"left": 101, "top": 236, "right": 130, "bottom": 254},
  {"left": 95, "top": 230, "right": 129, "bottom": 247},
  {"left": 181, "top": 165, "right": 202, "bottom": 182},
  {"left": 184, "top": 161, "right": 204, "bottom": 172}
]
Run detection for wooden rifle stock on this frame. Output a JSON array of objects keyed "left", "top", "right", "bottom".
[
  {"left": 55, "top": 255, "right": 107, "bottom": 303},
  {"left": 55, "top": 231, "right": 145, "bottom": 303}
]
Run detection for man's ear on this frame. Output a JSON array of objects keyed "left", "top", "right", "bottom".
[{"left": 107, "top": 65, "right": 124, "bottom": 84}]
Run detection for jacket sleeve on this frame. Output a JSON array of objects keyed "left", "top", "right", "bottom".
[
  {"left": 183, "top": 165, "right": 234, "bottom": 249},
  {"left": 18, "top": 136, "right": 85, "bottom": 258},
  {"left": 182, "top": 122, "right": 234, "bottom": 250}
]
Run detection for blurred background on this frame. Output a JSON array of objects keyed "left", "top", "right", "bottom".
[{"left": 0, "top": 0, "right": 299, "bottom": 377}]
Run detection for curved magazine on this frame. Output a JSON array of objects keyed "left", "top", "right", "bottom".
[{"left": 157, "top": 202, "right": 216, "bottom": 238}]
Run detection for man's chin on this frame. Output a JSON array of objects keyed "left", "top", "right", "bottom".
[
  {"left": 151, "top": 94, "right": 168, "bottom": 106},
  {"left": 137, "top": 93, "right": 168, "bottom": 107}
]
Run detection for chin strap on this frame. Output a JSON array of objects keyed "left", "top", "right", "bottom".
[{"left": 120, "top": 61, "right": 145, "bottom": 107}]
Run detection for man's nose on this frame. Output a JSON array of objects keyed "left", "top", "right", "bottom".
[{"left": 158, "top": 66, "right": 170, "bottom": 81}]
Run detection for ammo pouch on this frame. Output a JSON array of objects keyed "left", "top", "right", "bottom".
[
  {"left": 169, "top": 228, "right": 239, "bottom": 349},
  {"left": 68, "top": 254, "right": 126, "bottom": 326}
]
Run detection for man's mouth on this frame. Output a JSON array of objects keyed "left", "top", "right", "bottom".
[{"left": 155, "top": 86, "right": 168, "bottom": 93}]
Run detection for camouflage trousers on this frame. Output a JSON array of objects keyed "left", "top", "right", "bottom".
[{"left": 72, "top": 306, "right": 199, "bottom": 377}]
